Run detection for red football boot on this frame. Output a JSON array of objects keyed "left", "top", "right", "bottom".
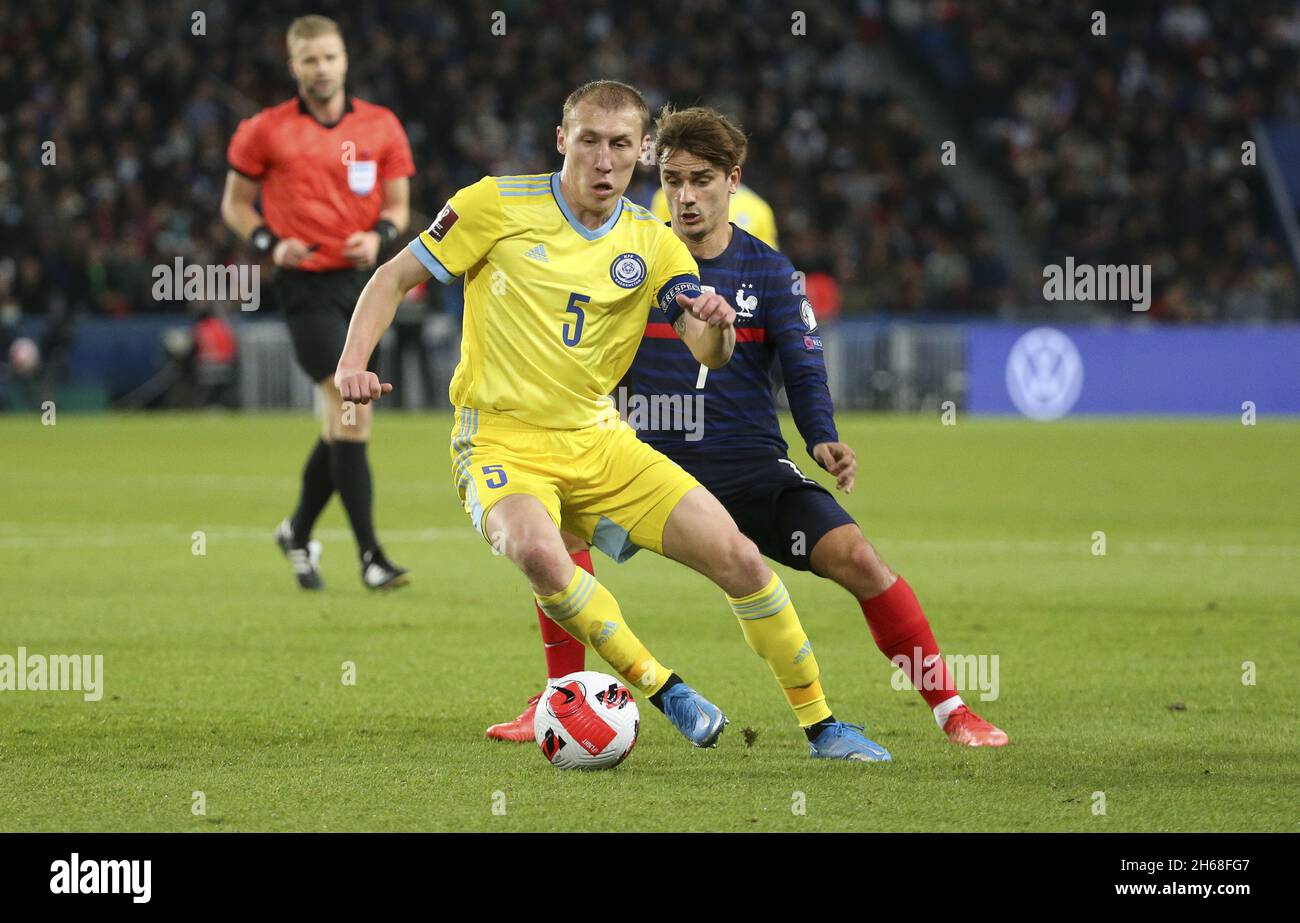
[
  {"left": 943, "top": 705, "right": 1010, "bottom": 747},
  {"left": 485, "top": 693, "right": 541, "bottom": 742}
]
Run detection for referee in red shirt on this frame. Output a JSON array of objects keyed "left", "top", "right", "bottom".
[{"left": 221, "top": 14, "right": 413, "bottom": 591}]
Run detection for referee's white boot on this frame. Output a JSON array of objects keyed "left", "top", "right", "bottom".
[
  {"left": 275, "top": 519, "right": 324, "bottom": 591},
  {"left": 361, "top": 545, "right": 410, "bottom": 591}
]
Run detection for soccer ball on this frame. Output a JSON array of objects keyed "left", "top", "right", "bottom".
[{"left": 535, "top": 671, "right": 640, "bottom": 770}]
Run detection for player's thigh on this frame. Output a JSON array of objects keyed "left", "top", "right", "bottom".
[
  {"left": 807, "top": 522, "right": 895, "bottom": 597},
  {"left": 659, "top": 486, "right": 770, "bottom": 596},
  {"left": 562, "top": 423, "right": 700, "bottom": 564},
  {"left": 760, "top": 482, "right": 858, "bottom": 572},
  {"left": 483, "top": 494, "right": 573, "bottom": 593},
  {"left": 451, "top": 412, "right": 565, "bottom": 558},
  {"left": 559, "top": 531, "right": 589, "bottom": 555}
]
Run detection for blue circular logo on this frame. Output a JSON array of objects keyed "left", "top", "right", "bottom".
[
  {"left": 1005, "top": 326, "right": 1084, "bottom": 421},
  {"left": 610, "top": 253, "right": 647, "bottom": 289}
]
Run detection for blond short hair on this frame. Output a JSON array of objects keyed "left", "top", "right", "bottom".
[
  {"left": 287, "top": 15, "right": 342, "bottom": 50},
  {"left": 562, "top": 80, "right": 651, "bottom": 136}
]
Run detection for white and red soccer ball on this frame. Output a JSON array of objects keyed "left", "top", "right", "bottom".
[{"left": 535, "top": 671, "right": 639, "bottom": 770}]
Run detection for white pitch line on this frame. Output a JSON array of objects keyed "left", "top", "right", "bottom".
[
  {"left": 0, "top": 523, "right": 1296, "bottom": 558},
  {"left": 3, "top": 471, "right": 438, "bottom": 492},
  {"left": 879, "top": 538, "right": 1300, "bottom": 559},
  {"left": 0, "top": 524, "right": 472, "bottom": 549}
]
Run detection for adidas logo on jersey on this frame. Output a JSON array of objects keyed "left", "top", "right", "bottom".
[{"left": 524, "top": 243, "right": 549, "bottom": 262}]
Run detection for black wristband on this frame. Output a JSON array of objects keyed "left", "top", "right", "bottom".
[
  {"left": 250, "top": 225, "right": 277, "bottom": 255},
  {"left": 373, "top": 219, "right": 399, "bottom": 246}
]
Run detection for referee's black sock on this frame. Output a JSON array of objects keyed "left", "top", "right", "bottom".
[
  {"left": 289, "top": 438, "right": 333, "bottom": 543},
  {"left": 330, "top": 439, "right": 379, "bottom": 556}
]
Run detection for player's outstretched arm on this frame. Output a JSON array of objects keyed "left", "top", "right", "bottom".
[
  {"left": 673, "top": 292, "right": 737, "bottom": 369},
  {"left": 335, "top": 247, "right": 431, "bottom": 403}
]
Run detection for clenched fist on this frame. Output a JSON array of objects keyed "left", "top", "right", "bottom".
[{"left": 334, "top": 366, "right": 392, "bottom": 404}]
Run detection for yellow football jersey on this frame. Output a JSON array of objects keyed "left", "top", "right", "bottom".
[
  {"left": 410, "top": 173, "right": 701, "bottom": 429},
  {"left": 650, "top": 182, "right": 779, "bottom": 249}
]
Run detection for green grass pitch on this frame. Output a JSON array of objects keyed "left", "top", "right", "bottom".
[{"left": 1, "top": 411, "right": 1296, "bottom": 831}]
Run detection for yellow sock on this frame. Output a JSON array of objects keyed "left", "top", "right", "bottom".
[
  {"left": 535, "top": 566, "right": 671, "bottom": 697},
  {"left": 727, "top": 574, "right": 831, "bottom": 726}
]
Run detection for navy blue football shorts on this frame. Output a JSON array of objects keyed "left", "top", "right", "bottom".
[{"left": 682, "top": 453, "right": 857, "bottom": 571}]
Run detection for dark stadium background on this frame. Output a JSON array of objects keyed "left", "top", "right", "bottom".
[{"left": 1, "top": 0, "right": 1297, "bottom": 412}]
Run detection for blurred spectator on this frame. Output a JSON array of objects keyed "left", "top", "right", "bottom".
[
  {"left": 0, "top": 0, "right": 997, "bottom": 322},
  {"left": 891, "top": 0, "right": 1300, "bottom": 321},
  {"left": 192, "top": 307, "right": 236, "bottom": 407},
  {"left": 5, "top": 0, "right": 1295, "bottom": 323}
]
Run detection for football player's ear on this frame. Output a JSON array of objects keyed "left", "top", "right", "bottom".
[
  {"left": 556, "top": 125, "right": 566, "bottom": 156},
  {"left": 729, "top": 165, "right": 741, "bottom": 194},
  {"left": 639, "top": 135, "right": 654, "bottom": 167}
]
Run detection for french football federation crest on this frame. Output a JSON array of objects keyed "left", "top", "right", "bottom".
[{"left": 735, "top": 284, "right": 758, "bottom": 318}]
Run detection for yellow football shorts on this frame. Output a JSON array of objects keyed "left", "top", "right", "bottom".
[{"left": 449, "top": 406, "right": 701, "bottom": 562}]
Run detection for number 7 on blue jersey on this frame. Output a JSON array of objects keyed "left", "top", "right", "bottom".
[{"left": 562, "top": 292, "right": 588, "bottom": 346}]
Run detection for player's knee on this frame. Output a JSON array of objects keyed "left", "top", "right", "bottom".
[
  {"left": 719, "top": 531, "right": 769, "bottom": 595},
  {"left": 844, "top": 539, "right": 891, "bottom": 595},
  {"left": 513, "top": 538, "right": 571, "bottom": 591}
]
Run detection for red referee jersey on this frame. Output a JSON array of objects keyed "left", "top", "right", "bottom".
[{"left": 227, "top": 96, "right": 415, "bottom": 272}]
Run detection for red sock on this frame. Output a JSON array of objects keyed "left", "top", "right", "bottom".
[
  {"left": 537, "top": 549, "right": 592, "bottom": 679},
  {"left": 858, "top": 576, "right": 959, "bottom": 710}
]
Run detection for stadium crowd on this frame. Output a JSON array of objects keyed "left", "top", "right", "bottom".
[
  {"left": 1, "top": 0, "right": 1296, "bottom": 327},
  {"left": 891, "top": 0, "right": 1300, "bottom": 320},
  {"left": 1, "top": 0, "right": 1000, "bottom": 325}
]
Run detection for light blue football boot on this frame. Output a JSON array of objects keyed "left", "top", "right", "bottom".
[
  {"left": 808, "top": 721, "right": 892, "bottom": 762},
  {"left": 658, "top": 682, "right": 728, "bottom": 748}
]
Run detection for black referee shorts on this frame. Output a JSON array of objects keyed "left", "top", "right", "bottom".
[
  {"left": 687, "top": 453, "right": 857, "bottom": 572},
  {"left": 273, "top": 267, "right": 378, "bottom": 383}
]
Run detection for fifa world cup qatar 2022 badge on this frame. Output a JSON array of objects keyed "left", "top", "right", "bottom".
[
  {"left": 429, "top": 202, "right": 458, "bottom": 241},
  {"left": 609, "top": 252, "right": 647, "bottom": 288}
]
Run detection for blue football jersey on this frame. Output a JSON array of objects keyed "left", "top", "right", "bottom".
[{"left": 618, "top": 224, "right": 837, "bottom": 462}]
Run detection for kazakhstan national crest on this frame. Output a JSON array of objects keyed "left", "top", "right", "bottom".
[{"left": 610, "top": 252, "right": 647, "bottom": 288}]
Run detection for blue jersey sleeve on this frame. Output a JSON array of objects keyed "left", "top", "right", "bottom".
[{"left": 766, "top": 262, "right": 838, "bottom": 460}]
